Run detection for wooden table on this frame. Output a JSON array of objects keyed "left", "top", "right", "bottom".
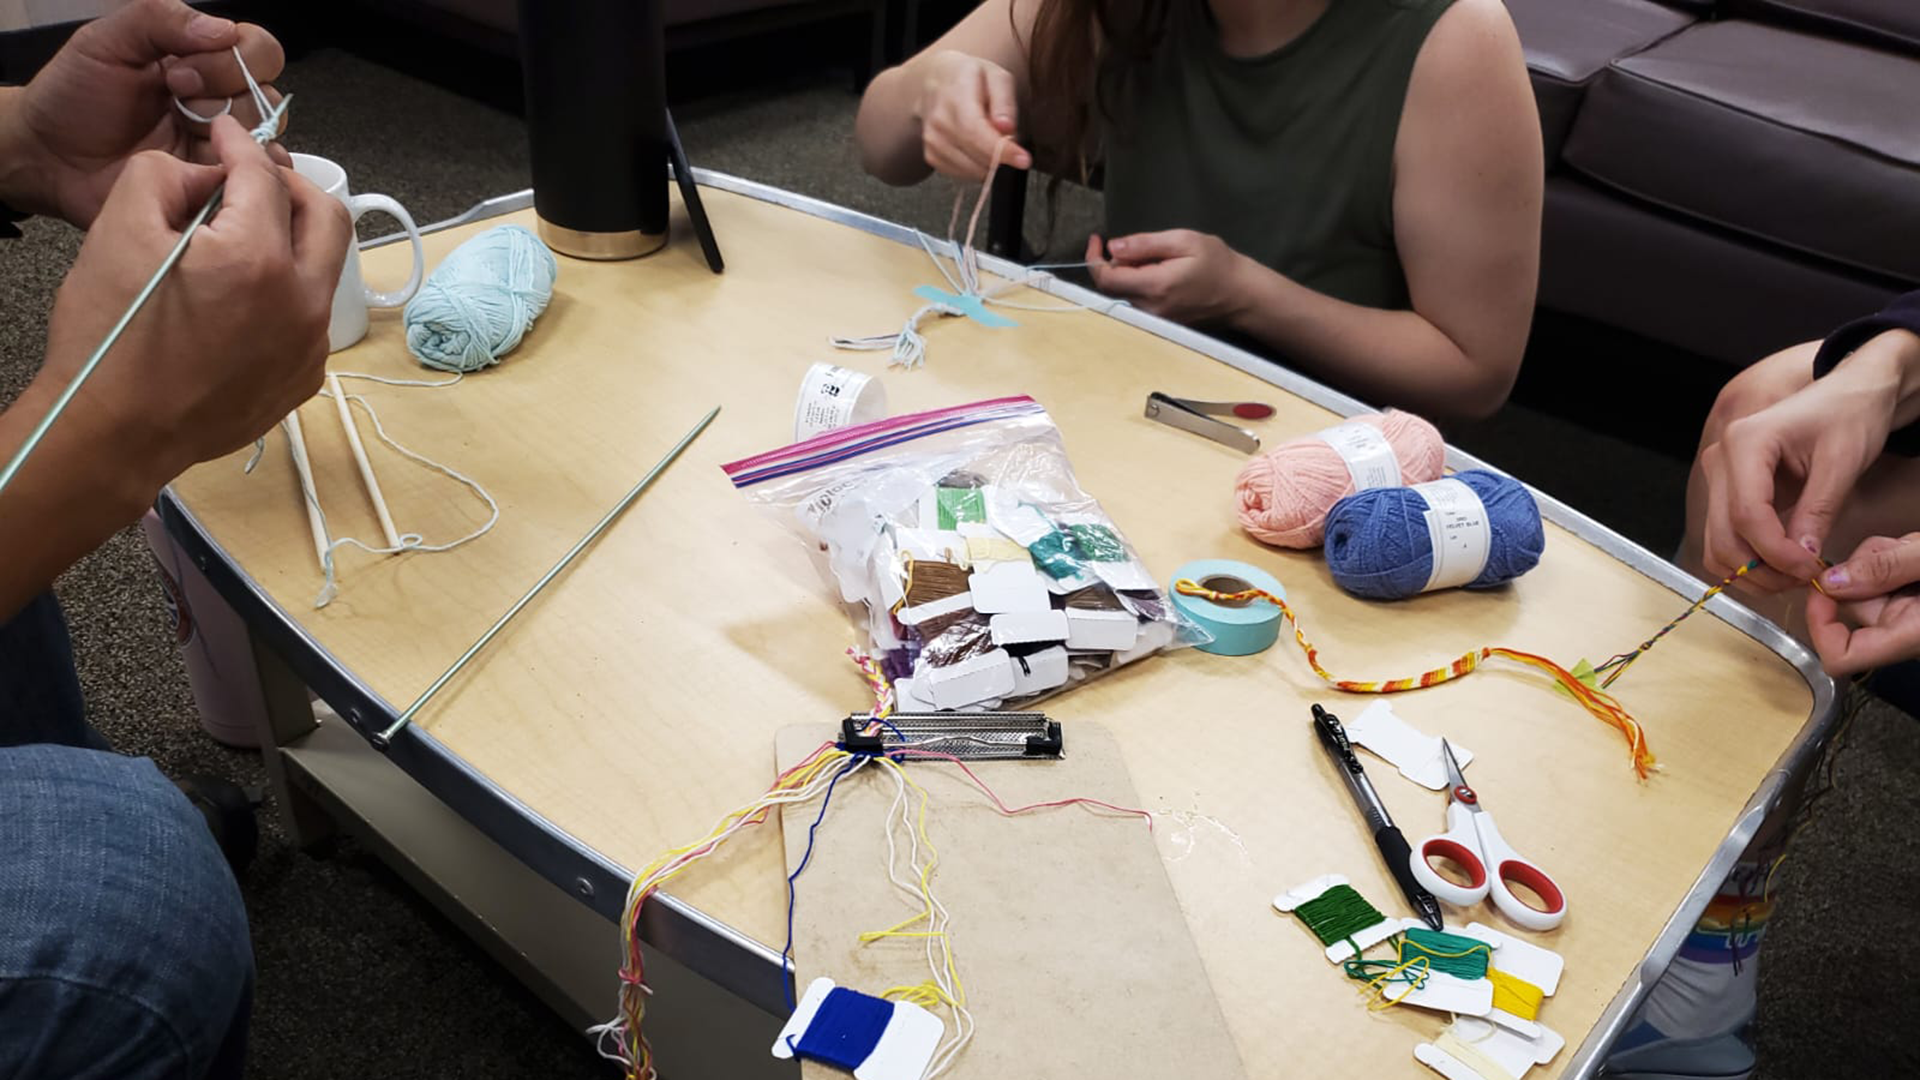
[{"left": 161, "top": 175, "right": 1835, "bottom": 1079}]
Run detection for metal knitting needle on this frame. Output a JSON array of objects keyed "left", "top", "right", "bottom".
[
  {"left": 370, "top": 406, "right": 721, "bottom": 749},
  {"left": 0, "top": 95, "right": 295, "bottom": 501}
]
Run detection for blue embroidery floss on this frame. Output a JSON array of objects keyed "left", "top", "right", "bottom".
[
  {"left": 403, "top": 224, "right": 559, "bottom": 373},
  {"left": 1323, "top": 469, "right": 1545, "bottom": 601},
  {"left": 792, "top": 988, "right": 895, "bottom": 1070}
]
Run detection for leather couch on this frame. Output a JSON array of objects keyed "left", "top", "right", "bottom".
[{"left": 1510, "top": 0, "right": 1919, "bottom": 366}]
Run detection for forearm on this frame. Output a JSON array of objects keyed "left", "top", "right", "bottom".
[
  {"left": 855, "top": 62, "right": 938, "bottom": 186},
  {"left": 1223, "top": 257, "right": 1519, "bottom": 422},
  {"left": 0, "top": 379, "right": 162, "bottom": 620},
  {"left": 1874, "top": 329, "right": 1920, "bottom": 429}
]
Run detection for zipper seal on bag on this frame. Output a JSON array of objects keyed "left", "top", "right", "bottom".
[{"left": 723, "top": 395, "right": 1044, "bottom": 488}]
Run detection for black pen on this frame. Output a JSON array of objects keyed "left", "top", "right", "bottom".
[{"left": 1310, "top": 703, "right": 1445, "bottom": 932}]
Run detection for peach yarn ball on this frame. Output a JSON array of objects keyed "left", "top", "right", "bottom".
[{"left": 1233, "top": 411, "right": 1446, "bottom": 548}]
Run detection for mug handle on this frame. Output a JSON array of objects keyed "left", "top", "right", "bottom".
[{"left": 347, "top": 193, "right": 425, "bottom": 309}]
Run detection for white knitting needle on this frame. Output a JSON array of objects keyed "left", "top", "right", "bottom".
[
  {"left": 325, "top": 373, "right": 401, "bottom": 548},
  {"left": 282, "top": 408, "right": 330, "bottom": 572}
]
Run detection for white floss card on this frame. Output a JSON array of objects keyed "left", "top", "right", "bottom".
[
  {"left": 990, "top": 610, "right": 1069, "bottom": 646},
  {"left": 988, "top": 500, "right": 1055, "bottom": 548},
  {"left": 1274, "top": 875, "right": 1400, "bottom": 964},
  {"left": 1344, "top": 700, "right": 1471, "bottom": 790},
  {"left": 969, "top": 560, "right": 1051, "bottom": 613},
  {"left": 1115, "top": 619, "right": 1175, "bottom": 665},
  {"left": 1441, "top": 1016, "right": 1565, "bottom": 1078},
  {"left": 892, "top": 677, "right": 936, "bottom": 712},
  {"left": 926, "top": 649, "right": 1016, "bottom": 709},
  {"left": 897, "top": 592, "right": 974, "bottom": 627},
  {"left": 1414, "top": 1042, "right": 1486, "bottom": 1080},
  {"left": 1008, "top": 646, "right": 1070, "bottom": 695},
  {"left": 1065, "top": 608, "right": 1140, "bottom": 651},
  {"left": 1393, "top": 969, "right": 1495, "bottom": 1018},
  {"left": 893, "top": 527, "right": 970, "bottom": 567},
  {"left": 959, "top": 522, "right": 1028, "bottom": 565},
  {"left": 1317, "top": 420, "right": 1402, "bottom": 490},
  {"left": 772, "top": 977, "right": 943, "bottom": 1080},
  {"left": 1462, "top": 923, "right": 1565, "bottom": 996},
  {"left": 869, "top": 537, "right": 905, "bottom": 612},
  {"left": 1411, "top": 478, "right": 1492, "bottom": 592}
]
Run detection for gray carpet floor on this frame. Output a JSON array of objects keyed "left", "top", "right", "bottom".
[{"left": 2, "top": 43, "right": 1914, "bottom": 1079}]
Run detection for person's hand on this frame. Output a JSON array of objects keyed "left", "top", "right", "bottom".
[
  {"left": 1699, "top": 329, "right": 1918, "bottom": 591},
  {"left": 914, "top": 50, "right": 1031, "bottom": 181},
  {"left": 1807, "top": 532, "right": 1920, "bottom": 675},
  {"left": 1086, "top": 229, "right": 1254, "bottom": 324},
  {"left": 39, "top": 116, "right": 349, "bottom": 493},
  {"left": 0, "top": 0, "right": 285, "bottom": 227}
]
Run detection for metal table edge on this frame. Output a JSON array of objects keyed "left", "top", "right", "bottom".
[{"left": 200, "top": 172, "right": 1844, "bottom": 1070}]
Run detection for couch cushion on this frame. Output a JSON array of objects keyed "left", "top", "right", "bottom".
[
  {"left": 1505, "top": 0, "right": 1695, "bottom": 163},
  {"left": 1730, "top": 0, "right": 1920, "bottom": 52},
  {"left": 1564, "top": 19, "right": 1920, "bottom": 282},
  {"left": 1538, "top": 176, "right": 1903, "bottom": 365}
]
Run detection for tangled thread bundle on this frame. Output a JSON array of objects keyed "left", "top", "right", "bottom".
[
  {"left": 403, "top": 224, "right": 558, "bottom": 373},
  {"left": 1234, "top": 411, "right": 1445, "bottom": 548},
  {"left": 1324, "top": 468, "right": 1545, "bottom": 600}
]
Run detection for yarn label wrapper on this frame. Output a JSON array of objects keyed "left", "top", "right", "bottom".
[
  {"left": 1412, "top": 478, "right": 1492, "bottom": 592},
  {"left": 794, "top": 362, "right": 887, "bottom": 442},
  {"left": 1317, "top": 421, "right": 1401, "bottom": 491}
]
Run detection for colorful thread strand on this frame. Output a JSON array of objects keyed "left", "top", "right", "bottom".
[
  {"left": 1172, "top": 579, "right": 1658, "bottom": 777},
  {"left": 1593, "top": 558, "right": 1759, "bottom": 689}
]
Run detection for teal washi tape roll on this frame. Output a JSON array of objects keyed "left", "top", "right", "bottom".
[{"left": 1172, "top": 559, "right": 1286, "bottom": 656}]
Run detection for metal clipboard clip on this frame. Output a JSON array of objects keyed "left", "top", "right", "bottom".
[{"left": 1143, "top": 392, "right": 1272, "bottom": 453}]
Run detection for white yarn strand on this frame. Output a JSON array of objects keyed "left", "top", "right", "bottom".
[
  {"left": 828, "top": 168, "right": 1120, "bottom": 369},
  {"left": 298, "top": 390, "right": 500, "bottom": 608}
]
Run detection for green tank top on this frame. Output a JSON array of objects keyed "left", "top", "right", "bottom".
[{"left": 1102, "top": 0, "right": 1454, "bottom": 312}]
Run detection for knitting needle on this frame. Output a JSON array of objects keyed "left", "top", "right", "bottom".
[
  {"left": 282, "top": 408, "right": 331, "bottom": 572},
  {"left": 325, "top": 373, "right": 401, "bottom": 548},
  {"left": 0, "top": 95, "right": 294, "bottom": 503},
  {"left": 369, "top": 405, "right": 721, "bottom": 750}
]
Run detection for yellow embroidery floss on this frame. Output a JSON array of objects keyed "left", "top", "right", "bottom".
[{"left": 1488, "top": 967, "right": 1546, "bottom": 1020}]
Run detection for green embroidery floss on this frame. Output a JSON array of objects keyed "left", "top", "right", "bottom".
[
  {"left": 1028, "top": 529, "right": 1085, "bottom": 579},
  {"left": 1291, "top": 884, "right": 1390, "bottom": 954},
  {"left": 1343, "top": 927, "right": 1494, "bottom": 989}
]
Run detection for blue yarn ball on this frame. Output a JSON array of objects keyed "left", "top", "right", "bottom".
[
  {"left": 1323, "top": 469, "right": 1545, "bottom": 601},
  {"left": 403, "top": 224, "right": 559, "bottom": 373}
]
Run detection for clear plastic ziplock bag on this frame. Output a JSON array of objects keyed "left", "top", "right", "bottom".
[{"left": 723, "top": 396, "right": 1208, "bottom": 713}]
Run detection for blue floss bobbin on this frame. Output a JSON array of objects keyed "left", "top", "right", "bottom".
[
  {"left": 403, "top": 224, "right": 559, "bottom": 373},
  {"left": 773, "top": 977, "right": 944, "bottom": 1080},
  {"left": 1323, "top": 469, "right": 1545, "bottom": 601},
  {"left": 1169, "top": 559, "right": 1286, "bottom": 655}
]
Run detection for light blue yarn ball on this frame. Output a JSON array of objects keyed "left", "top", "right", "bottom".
[
  {"left": 403, "top": 224, "right": 559, "bottom": 373},
  {"left": 1323, "top": 469, "right": 1545, "bottom": 601}
]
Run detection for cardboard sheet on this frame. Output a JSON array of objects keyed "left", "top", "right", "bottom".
[{"left": 775, "top": 722, "right": 1246, "bottom": 1080}]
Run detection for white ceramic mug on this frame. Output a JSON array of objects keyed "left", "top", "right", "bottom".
[{"left": 291, "top": 153, "right": 425, "bottom": 352}]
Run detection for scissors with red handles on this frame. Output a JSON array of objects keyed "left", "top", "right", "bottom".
[{"left": 1409, "top": 740, "right": 1568, "bottom": 932}]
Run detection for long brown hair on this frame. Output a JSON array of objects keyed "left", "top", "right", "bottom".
[{"left": 1022, "top": 0, "right": 1175, "bottom": 182}]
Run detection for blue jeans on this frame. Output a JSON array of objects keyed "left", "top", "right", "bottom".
[{"left": 1, "top": 593, "right": 253, "bottom": 1080}]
